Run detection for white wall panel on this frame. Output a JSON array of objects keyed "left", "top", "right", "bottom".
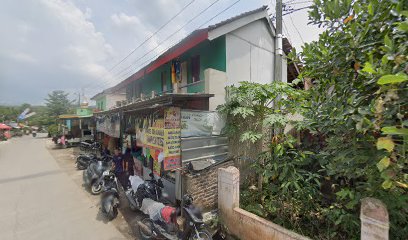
[{"left": 226, "top": 20, "right": 277, "bottom": 86}]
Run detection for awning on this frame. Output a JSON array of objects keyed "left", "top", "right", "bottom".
[
  {"left": 94, "top": 93, "right": 214, "bottom": 115},
  {"left": 59, "top": 114, "right": 93, "bottom": 119}
]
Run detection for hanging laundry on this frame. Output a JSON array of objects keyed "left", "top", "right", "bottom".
[
  {"left": 175, "top": 60, "right": 181, "bottom": 82},
  {"left": 171, "top": 61, "right": 176, "bottom": 84}
]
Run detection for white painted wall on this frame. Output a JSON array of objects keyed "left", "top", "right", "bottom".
[
  {"left": 226, "top": 19, "right": 287, "bottom": 86},
  {"left": 106, "top": 93, "right": 126, "bottom": 109}
]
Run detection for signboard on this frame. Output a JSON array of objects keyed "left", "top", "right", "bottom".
[
  {"left": 145, "top": 127, "right": 164, "bottom": 148},
  {"left": 181, "top": 110, "right": 213, "bottom": 137},
  {"left": 163, "top": 107, "right": 181, "bottom": 171}
]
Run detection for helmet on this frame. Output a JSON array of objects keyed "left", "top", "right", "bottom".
[{"left": 182, "top": 194, "right": 193, "bottom": 206}]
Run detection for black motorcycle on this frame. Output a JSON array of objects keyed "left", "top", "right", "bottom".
[
  {"left": 83, "top": 155, "right": 112, "bottom": 195},
  {"left": 125, "top": 172, "right": 165, "bottom": 211},
  {"left": 80, "top": 141, "right": 101, "bottom": 153},
  {"left": 99, "top": 170, "right": 120, "bottom": 220},
  {"left": 138, "top": 194, "right": 212, "bottom": 240},
  {"left": 76, "top": 153, "right": 98, "bottom": 170}
]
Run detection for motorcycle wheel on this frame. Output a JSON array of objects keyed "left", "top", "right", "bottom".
[
  {"left": 138, "top": 218, "right": 155, "bottom": 239},
  {"left": 189, "top": 229, "right": 212, "bottom": 240},
  {"left": 76, "top": 161, "right": 87, "bottom": 170},
  {"left": 91, "top": 181, "right": 103, "bottom": 195},
  {"left": 106, "top": 204, "right": 118, "bottom": 221}
]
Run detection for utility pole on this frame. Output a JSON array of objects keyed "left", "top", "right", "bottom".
[{"left": 274, "top": 0, "right": 283, "bottom": 82}]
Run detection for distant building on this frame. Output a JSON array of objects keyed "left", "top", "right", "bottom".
[{"left": 91, "top": 87, "right": 126, "bottom": 112}]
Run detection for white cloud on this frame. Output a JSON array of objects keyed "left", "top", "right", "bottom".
[
  {"left": 111, "top": 13, "right": 141, "bottom": 28},
  {"left": 11, "top": 52, "right": 38, "bottom": 64}
]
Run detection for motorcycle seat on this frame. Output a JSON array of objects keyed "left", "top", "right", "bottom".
[{"left": 184, "top": 207, "right": 204, "bottom": 224}]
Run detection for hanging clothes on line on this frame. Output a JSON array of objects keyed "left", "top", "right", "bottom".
[
  {"left": 171, "top": 61, "right": 176, "bottom": 84},
  {"left": 174, "top": 60, "right": 181, "bottom": 83}
]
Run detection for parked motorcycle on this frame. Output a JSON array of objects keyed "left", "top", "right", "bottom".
[
  {"left": 83, "top": 155, "right": 112, "bottom": 195},
  {"left": 80, "top": 141, "right": 100, "bottom": 152},
  {"left": 76, "top": 153, "right": 98, "bottom": 170},
  {"left": 138, "top": 194, "right": 212, "bottom": 240},
  {"left": 99, "top": 170, "right": 120, "bottom": 220},
  {"left": 125, "top": 172, "right": 165, "bottom": 211}
]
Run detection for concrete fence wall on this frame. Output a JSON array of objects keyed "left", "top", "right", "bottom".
[{"left": 218, "top": 166, "right": 390, "bottom": 240}]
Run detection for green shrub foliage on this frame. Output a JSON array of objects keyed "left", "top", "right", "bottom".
[{"left": 219, "top": 0, "right": 407, "bottom": 238}]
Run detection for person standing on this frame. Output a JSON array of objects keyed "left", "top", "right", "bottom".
[
  {"left": 123, "top": 147, "right": 134, "bottom": 176},
  {"left": 112, "top": 148, "right": 128, "bottom": 190}
]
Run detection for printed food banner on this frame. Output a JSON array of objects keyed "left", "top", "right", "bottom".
[{"left": 163, "top": 107, "right": 181, "bottom": 171}]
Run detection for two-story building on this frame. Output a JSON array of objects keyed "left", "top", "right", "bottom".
[
  {"left": 91, "top": 87, "right": 126, "bottom": 112},
  {"left": 110, "top": 6, "right": 288, "bottom": 111},
  {"left": 94, "top": 6, "right": 296, "bottom": 209}
]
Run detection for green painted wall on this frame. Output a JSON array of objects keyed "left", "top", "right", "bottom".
[
  {"left": 95, "top": 95, "right": 107, "bottom": 111},
  {"left": 76, "top": 108, "right": 93, "bottom": 116},
  {"left": 126, "top": 36, "right": 226, "bottom": 100}
]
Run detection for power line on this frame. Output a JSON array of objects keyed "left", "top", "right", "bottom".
[
  {"left": 282, "top": 5, "right": 312, "bottom": 16},
  {"left": 196, "top": 0, "right": 241, "bottom": 29},
  {"left": 107, "top": 0, "right": 196, "bottom": 73},
  {"left": 97, "top": 0, "right": 222, "bottom": 90},
  {"left": 107, "top": 0, "right": 243, "bottom": 94},
  {"left": 82, "top": 0, "right": 197, "bottom": 91},
  {"left": 288, "top": 13, "right": 305, "bottom": 44}
]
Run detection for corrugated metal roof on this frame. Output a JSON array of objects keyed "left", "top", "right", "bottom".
[
  {"left": 208, "top": 5, "right": 268, "bottom": 30},
  {"left": 109, "top": 6, "right": 273, "bottom": 93}
]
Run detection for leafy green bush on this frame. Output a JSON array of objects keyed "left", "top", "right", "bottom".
[
  {"left": 47, "top": 124, "right": 60, "bottom": 137},
  {"left": 222, "top": 0, "right": 407, "bottom": 237}
]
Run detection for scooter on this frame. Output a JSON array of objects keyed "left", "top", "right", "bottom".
[
  {"left": 99, "top": 170, "right": 120, "bottom": 220},
  {"left": 125, "top": 172, "right": 165, "bottom": 211},
  {"left": 138, "top": 194, "right": 212, "bottom": 240},
  {"left": 83, "top": 155, "right": 112, "bottom": 195}
]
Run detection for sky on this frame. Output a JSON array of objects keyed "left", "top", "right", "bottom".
[{"left": 0, "top": 0, "right": 324, "bottom": 105}]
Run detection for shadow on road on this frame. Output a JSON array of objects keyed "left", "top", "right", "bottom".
[{"left": 0, "top": 169, "right": 63, "bottom": 185}]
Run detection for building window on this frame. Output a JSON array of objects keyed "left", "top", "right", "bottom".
[
  {"left": 191, "top": 55, "right": 200, "bottom": 82},
  {"left": 161, "top": 71, "right": 167, "bottom": 93}
]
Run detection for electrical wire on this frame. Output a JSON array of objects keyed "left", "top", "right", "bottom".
[
  {"left": 91, "top": 0, "right": 223, "bottom": 91},
  {"left": 82, "top": 0, "right": 197, "bottom": 90},
  {"left": 288, "top": 13, "right": 305, "bottom": 44},
  {"left": 106, "top": 0, "right": 243, "bottom": 93},
  {"left": 110, "top": 0, "right": 221, "bottom": 80}
]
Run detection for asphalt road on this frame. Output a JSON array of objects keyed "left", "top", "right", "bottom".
[{"left": 0, "top": 136, "right": 127, "bottom": 240}]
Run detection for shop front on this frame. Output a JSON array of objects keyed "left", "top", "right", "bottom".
[
  {"left": 95, "top": 112, "right": 121, "bottom": 154},
  {"left": 94, "top": 93, "right": 229, "bottom": 208}
]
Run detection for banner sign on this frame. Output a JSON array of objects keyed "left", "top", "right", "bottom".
[
  {"left": 163, "top": 107, "right": 181, "bottom": 171},
  {"left": 18, "top": 108, "right": 30, "bottom": 120},
  {"left": 96, "top": 114, "right": 121, "bottom": 138},
  {"left": 181, "top": 110, "right": 213, "bottom": 137},
  {"left": 145, "top": 127, "right": 164, "bottom": 149},
  {"left": 24, "top": 112, "right": 36, "bottom": 119}
]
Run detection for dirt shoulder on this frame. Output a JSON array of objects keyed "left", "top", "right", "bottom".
[{"left": 45, "top": 140, "right": 144, "bottom": 240}]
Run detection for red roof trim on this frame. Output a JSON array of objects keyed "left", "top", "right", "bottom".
[
  {"left": 146, "top": 30, "right": 208, "bottom": 74},
  {"left": 112, "top": 30, "right": 208, "bottom": 92}
]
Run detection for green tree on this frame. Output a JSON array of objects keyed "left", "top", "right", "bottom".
[
  {"left": 298, "top": 0, "right": 407, "bottom": 238},
  {"left": 221, "top": 0, "right": 407, "bottom": 238},
  {"left": 45, "top": 90, "right": 74, "bottom": 118}
]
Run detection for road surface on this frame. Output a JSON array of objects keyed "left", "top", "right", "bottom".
[{"left": 0, "top": 136, "right": 127, "bottom": 240}]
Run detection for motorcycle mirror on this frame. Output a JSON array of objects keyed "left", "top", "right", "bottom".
[{"left": 149, "top": 172, "right": 154, "bottom": 178}]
